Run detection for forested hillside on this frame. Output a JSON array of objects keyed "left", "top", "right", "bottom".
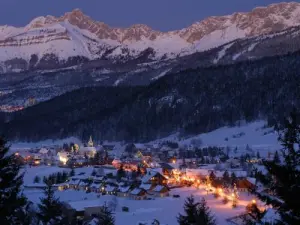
[{"left": 2, "top": 51, "right": 300, "bottom": 142}]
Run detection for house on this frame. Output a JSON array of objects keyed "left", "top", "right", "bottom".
[
  {"left": 159, "top": 163, "right": 174, "bottom": 176},
  {"left": 54, "top": 183, "right": 69, "bottom": 191},
  {"left": 102, "top": 145, "right": 115, "bottom": 151},
  {"left": 139, "top": 183, "right": 156, "bottom": 192},
  {"left": 141, "top": 170, "right": 168, "bottom": 185},
  {"left": 78, "top": 179, "right": 91, "bottom": 191},
  {"left": 129, "top": 188, "right": 147, "bottom": 200},
  {"left": 39, "top": 148, "right": 51, "bottom": 156},
  {"left": 112, "top": 158, "right": 122, "bottom": 168},
  {"left": 236, "top": 179, "right": 256, "bottom": 192},
  {"left": 62, "top": 196, "right": 114, "bottom": 221},
  {"left": 104, "top": 185, "right": 118, "bottom": 195},
  {"left": 89, "top": 181, "right": 102, "bottom": 193},
  {"left": 117, "top": 186, "right": 131, "bottom": 197},
  {"left": 151, "top": 185, "right": 169, "bottom": 197},
  {"left": 68, "top": 178, "right": 80, "bottom": 189}
]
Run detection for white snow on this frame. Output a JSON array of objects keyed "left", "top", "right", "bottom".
[
  {"left": 213, "top": 42, "right": 234, "bottom": 64},
  {"left": 151, "top": 68, "right": 172, "bottom": 81},
  {"left": 192, "top": 24, "right": 246, "bottom": 53},
  {"left": 10, "top": 136, "right": 82, "bottom": 151}
]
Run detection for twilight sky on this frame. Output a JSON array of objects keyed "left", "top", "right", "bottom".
[{"left": 0, "top": 0, "right": 299, "bottom": 31}]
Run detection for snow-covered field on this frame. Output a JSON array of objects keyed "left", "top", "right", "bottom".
[
  {"left": 24, "top": 184, "right": 258, "bottom": 225},
  {"left": 11, "top": 121, "right": 280, "bottom": 154},
  {"left": 148, "top": 121, "right": 280, "bottom": 152},
  {"left": 22, "top": 165, "right": 70, "bottom": 185}
]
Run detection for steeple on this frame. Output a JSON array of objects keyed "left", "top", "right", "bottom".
[{"left": 88, "top": 136, "right": 94, "bottom": 147}]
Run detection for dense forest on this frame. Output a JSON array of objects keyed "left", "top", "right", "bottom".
[{"left": 2, "top": 51, "right": 300, "bottom": 142}]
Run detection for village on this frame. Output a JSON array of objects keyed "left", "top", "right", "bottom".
[{"left": 14, "top": 136, "right": 278, "bottom": 225}]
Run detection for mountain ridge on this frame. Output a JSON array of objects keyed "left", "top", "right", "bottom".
[{"left": 1, "top": 2, "right": 300, "bottom": 74}]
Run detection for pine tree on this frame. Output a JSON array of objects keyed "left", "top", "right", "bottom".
[
  {"left": 222, "top": 171, "right": 230, "bottom": 187},
  {"left": 231, "top": 172, "right": 237, "bottom": 186},
  {"left": 62, "top": 171, "right": 68, "bottom": 182},
  {"left": 273, "top": 150, "right": 280, "bottom": 163},
  {"left": 56, "top": 172, "right": 62, "bottom": 184},
  {"left": 0, "top": 136, "right": 28, "bottom": 224},
  {"left": 256, "top": 110, "right": 300, "bottom": 225},
  {"left": 96, "top": 205, "right": 115, "bottom": 225},
  {"left": 69, "top": 168, "right": 75, "bottom": 177},
  {"left": 209, "top": 171, "right": 216, "bottom": 184},
  {"left": 37, "top": 180, "right": 66, "bottom": 225},
  {"left": 177, "top": 195, "right": 199, "bottom": 225},
  {"left": 195, "top": 198, "right": 216, "bottom": 225},
  {"left": 256, "top": 151, "right": 261, "bottom": 159},
  {"left": 34, "top": 175, "right": 41, "bottom": 183},
  {"left": 117, "top": 164, "right": 125, "bottom": 180}
]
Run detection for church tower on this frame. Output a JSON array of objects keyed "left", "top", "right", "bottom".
[{"left": 88, "top": 136, "right": 94, "bottom": 147}]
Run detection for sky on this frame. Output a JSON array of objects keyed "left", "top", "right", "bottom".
[{"left": 0, "top": 0, "right": 299, "bottom": 31}]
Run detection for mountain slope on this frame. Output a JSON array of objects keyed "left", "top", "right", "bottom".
[
  {"left": 3, "top": 50, "right": 300, "bottom": 142},
  {"left": 2, "top": 2, "right": 300, "bottom": 72}
]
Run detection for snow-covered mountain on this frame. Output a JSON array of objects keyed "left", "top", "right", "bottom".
[{"left": 1, "top": 2, "right": 300, "bottom": 73}]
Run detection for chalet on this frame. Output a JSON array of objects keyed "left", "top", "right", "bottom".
[
  {"left": 54, "top": 183, "right": 69, "bottom": 191},
  {"left": 102, "top": 145, "right": 115, "bottom": 151},
  {"left": 159, "top": 162, "right": 174, "bottom": 176},
  {"left": 129, "top": 188, "right": 147, "bottom": 200},
  {"left": 117, "top": 186, "right": 131, "bottom": 197},
  {"left": 78, "top": 179, "right": 91, "bottom": 191},
  {"left": 151, "top": 185, "right": 169, "bottom": 197},
  {"left": 112, "top": 158, "right": 122, "bottom": 168},
  {"left": 236, "top": 179, "right": 256, "bottom": 192},
  {"left": 62, "top": 196, "right": 114, "bottom": 221},
  {"left": 104, "top": 185, "right": 118, "bottom": 195},
  {"left": 39, "top": 148, "right": 51, "bottom": 156},
  {"left": 139, "top": 183, "right": 156, "bottom": 192},
  {"left": 68, "top": 178, "right": 80, "bottom": 189},
  {"left": 90, "top": 181, "right": 102, "bottom": 193},
  {"left": 141, "top": 170, "right": 168, "bottom": 185}
]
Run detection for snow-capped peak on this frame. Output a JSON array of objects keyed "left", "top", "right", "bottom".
[{"left": 1, "top": 2, "right": 300, "bottom": 73}]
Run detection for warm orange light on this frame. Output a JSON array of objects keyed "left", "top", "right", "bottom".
[
  {"left": 34, "top": 160, "right": 40, "bottom": 165},
  {"left": 172, "top": 159, "right": 176, "bottom": 164},
  {"left": 218, "top": 188, "right": 223, "bottom": 193},
  {"left": 252, "top": 199, "right": 256, "bottom": 204},
  {"left": 197, "top": 180, "right": 200, "bottom": 183},
  {"left": 15, "top": 152, "right": 19, "bottom": 156}
]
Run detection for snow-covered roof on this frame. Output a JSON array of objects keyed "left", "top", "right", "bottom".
[
  {"left": 105, "top": 185, "right": 117, "bottom": 192},
  {"left": 119, "top": 186, "right": 131, "bottom": 193},
  {"left": 153, "top": 185, "right": 167, "bottom": 192},
  {"left": 130, "top": 188, "right": 144, "bottom": 195},
  {"left": 67, "top": 195, "right": 113, "bottom": 211},
  {"left": 246, "top": 177, "right": 256, "bottom": 185},
  {"left": 142, "top": 170, "right": 165, "bottom": 183},
  {"left": 261, "top": 208, "right": 280, "bottom": 223},
  {"left": 90, "top": 183, "right": 102, "bottom": 189},
  {"left": 68, "top": 178, "right": 81, "bottom": 185},
  {"left": 80, "top": 146, "right": 96, "bottom": 152},
  {"left": 140, "top": 183, "right": 153, "bottom": 191},
  {"left": 39, "top": 148, "right": 49, "bottom": 154}
]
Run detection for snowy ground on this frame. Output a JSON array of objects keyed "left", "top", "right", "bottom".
[
  {"left": 24, "top": 185, "right": 259, "bottom": 225},
  {"left": 11, "top": 121, "right": 280, "bottom": 156},
  {"left": 22, "top": 165, "right": 70, "bottom": 185},
  {"left": 21, "top": 165, "right": 261, "bottom": 225}
]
